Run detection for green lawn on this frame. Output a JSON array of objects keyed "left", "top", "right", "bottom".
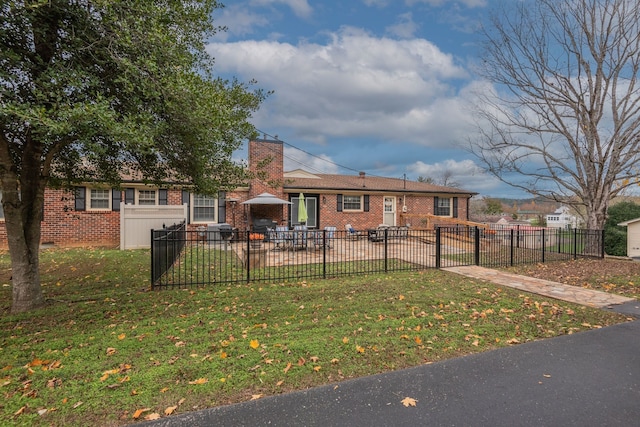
[{"left": 0, "top": 249, "right": 630, "bottom": 426}]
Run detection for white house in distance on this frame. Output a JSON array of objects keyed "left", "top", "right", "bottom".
[
  {"left": 617, "top": 217, "right": 640, "bottom": 259},
  {"left": 546, "top": 206, "right": 578, "bottom": 229}
]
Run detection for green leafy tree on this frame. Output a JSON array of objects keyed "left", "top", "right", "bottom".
[
  {"left": 604, "top": 202, "right": 640, "bottom": 256},
  {"left": 482, "top": 197, "right": 503, "bottom": 215},
  {"left": 1, "top": 1, "right": 267, "bottom": 313}
]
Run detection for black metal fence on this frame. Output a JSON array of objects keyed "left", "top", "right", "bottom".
[
  {"left": 150, "top": 226, "right": 604, "bottom": 289},
  {"left": 150, "top": 221, "right": 187, "bottom": 284}
]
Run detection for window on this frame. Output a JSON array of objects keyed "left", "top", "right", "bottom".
[
  {"left": 342, "top": 195, "right": 362, "bottom": 211},
  {"left": 90, "top": 189, "right": 110, "bottom": 210},
  {"left": 435, "top": 197, "right": 451, "bottom": 216},
  {"left": 138, "top": 190, "right": 156, "bottom": 205},
  {"left": 193, "top": 194, "right": 216, "bottom": 222}
]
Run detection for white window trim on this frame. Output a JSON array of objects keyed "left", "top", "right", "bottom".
[
  {"left": 87, "top": 187, "right": 112, "bottom": 211},
  {"left": 136, "top": 189, "right": 158, "bottom": 206},
  {"left": 342, "top": 195, "right": 363, "bottom": 212},
  {"left": 435, "top": 197, "right": 453, "bottom": 217},
  {"left": 190, "top": 194, "right": 218, "bottom": 224}
]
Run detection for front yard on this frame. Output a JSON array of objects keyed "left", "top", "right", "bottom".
[{"left": 0, "top": 249, "right": 635, "bottom": 426}]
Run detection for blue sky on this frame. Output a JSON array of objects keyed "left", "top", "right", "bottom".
[{"left": 206, "top": 0, "right": 523, "bottom": 198}]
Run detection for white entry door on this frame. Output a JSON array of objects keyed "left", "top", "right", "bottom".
[{"left": 383, "top": 196, "right": 396, "bottom": 226}]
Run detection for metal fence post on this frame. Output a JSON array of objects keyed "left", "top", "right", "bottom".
[
  {"left": 474, "top": 226, "right": 480, "bottom": 266},
  {"left": 384, "top": 227, "right": 389, "bottom": 272},
  {"left": 541, "top": 228, "right": 545, "bottom": 263},
  {"left": 150, "top": 229, "right": 155, "bottom": 289},
  {"left": 435, "top": 227, "right": 441, "bottom": 269},
  {"left": 601, "top": 229, "right": 605, "bottom": 258},
  {"left": 510, "top": 228, "right": 514, "bottom": 267},
  {"left": 573, "top": 227, "right": 578, "bottom": 260}
]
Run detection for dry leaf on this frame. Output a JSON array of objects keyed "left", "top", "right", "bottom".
[
  {"left": 401, "top": 397, "right": 418, "bottom": 407},
  {"left": 72, "top": 401, "right": 83, "bottom": 409},
  {"left": 160, "top": 387, "right": 169, "bottom": 393},
  {"left": 250, "top": 339, "right": 260, "bottom": 349},
  {"left": 283, "top": 362, "right": 292, "bottom": 373},
  {"left": 356, "top": 345, "right": 365, "bottom": 354},
  {"left": 144, "top": 413, "right": 161, "bottom": 421},
  {"left": 250, "top": 394, "right": 263, "bottom": 400},
  {"left": 313, "top": 366, "right": 322, "bottom": 372},
  {"left": 132, "top": 408, "right": 150, "bottom": 419},
  {"left": 106, "top": 348, "right": 116, "bottom": 356},
  {"left": 118, "top": 333, "right": 126, "bottom": 340},
  {"left": 165, "top": 406, "right": 177, "bottom": 415},
  {"left": 188, "top": 378, "right": 208, "bottom": 385}
]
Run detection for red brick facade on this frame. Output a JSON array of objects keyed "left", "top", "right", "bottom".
[{"left": 0, "top": 138, "right": 473, "bottom": 248}]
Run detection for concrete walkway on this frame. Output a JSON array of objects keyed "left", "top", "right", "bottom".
[{"left": 442, "top": 265, "right": 639, "bottom": 316}]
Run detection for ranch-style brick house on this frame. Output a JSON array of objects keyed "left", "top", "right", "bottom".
[{"left": 0, "top": 138, "right": 477, "bottom": 248}]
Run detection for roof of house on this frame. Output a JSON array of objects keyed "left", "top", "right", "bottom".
[
  {"left": 618, "top": 217, "right": 640, "bottom": 226},
  {"left": 283, "top": 170, "right": 477, "bottom": 196}
]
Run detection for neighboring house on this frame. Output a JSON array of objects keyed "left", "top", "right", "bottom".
[
  {"left": 0, "top": 138, "right": 477, "bottom": 248},
  {"left": 617, "top": 217, "right": 640, "bottom": 259},
  {"left": 546, "top": 206, "right": 578, "bottom": 229}
]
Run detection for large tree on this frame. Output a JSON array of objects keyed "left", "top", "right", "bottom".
[
  {"left": 470, "top": 0, "right": 640, "bottom": 230},
  {"left": 1, "top": 1, "right": 266, "bottom": 313}
]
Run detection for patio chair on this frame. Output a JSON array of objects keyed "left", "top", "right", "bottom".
[
  {"left": 345, "top": 224, "right": 360, "bottom": 240},
  {"left": 312, "top": 226, "right": 336, "bottom": 249},
  {"left": 271, "top": 226, "right": 290, "bottom": 251},
  {"left": 324, "top": 226, "right": 336, "bottom": 248},
  {"left": 293, "top": 224, "right": 308, "bottom": 249}
]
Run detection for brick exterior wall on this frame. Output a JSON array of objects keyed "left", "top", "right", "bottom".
[
  {"left": 0, "top": 187, "right": 188, "bottom": 248},
  {"left": 246, "top": 139, "right": 287, "bottom": 227}
]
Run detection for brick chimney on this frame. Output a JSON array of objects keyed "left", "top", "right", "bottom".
[{"left": 248, "top": 138, "right": 285, "bottom": 199}]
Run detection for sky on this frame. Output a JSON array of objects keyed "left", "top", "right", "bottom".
[{"left": 206, "top": 0, "right": 524, "bottom": 199}]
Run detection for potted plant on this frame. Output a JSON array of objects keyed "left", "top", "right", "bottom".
[{"left": 249, "top": 233, "right": 264, "bottom": 248}]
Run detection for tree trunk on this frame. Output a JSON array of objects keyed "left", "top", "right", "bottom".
[{"left": 2, "top": 177, "right": 45, "bottom": 313}]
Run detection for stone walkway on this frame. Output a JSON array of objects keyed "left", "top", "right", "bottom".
[{"left": 442, "top": 265, "right": 635, "bottom": 309}]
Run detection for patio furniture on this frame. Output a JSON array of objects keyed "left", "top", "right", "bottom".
[
  {"left": 345, "top": 224, "right": 362, "bottom": 240},
  {"left": 269, "top": 226, "right": 291, "bottom": 251},
  {"left": 312, "top": 226, "right": 336, "bottom": 249},
  {"left": 293, "top": 225, "right": 308, "bottom": 250}
]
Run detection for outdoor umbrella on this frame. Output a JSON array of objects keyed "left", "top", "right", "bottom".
[{"left": 298, "top": 193, "right": 308, "bottom": 224}]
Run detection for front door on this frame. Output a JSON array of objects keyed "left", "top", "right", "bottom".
[{"left": 383, "top": 196, "right": 396, "bottom": 226}]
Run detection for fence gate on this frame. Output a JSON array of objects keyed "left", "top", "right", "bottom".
[{"left": 120, "top": 204, "right": 188, "bottom": 249}]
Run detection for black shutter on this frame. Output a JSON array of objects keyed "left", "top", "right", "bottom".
[
  {"left": 182, "top": 190, "right": 190, "bottom": 224},
  {"left": 125, "top": 188, "right": 135, "bottom": 205},
  {"left": 75, "top": 187, "right": 86, "bottom": 211},
  {"left": 434, "top": 197, "right": 439, "bottom": 215},
  {"left": 218, "top": 191, "right": 226, "bottom": 223},
  {"left": 363, "top": 195, "right": 369, "bottom": 212},
  {"left": 159, "top": 189, "right": 168, "bottom": 205},
  {"left": 112, "top": 189, "right": 122, "bottom": 211},
  {"left": 453, "top": 197, "right": 458, "bottom": 218},
  {"left": 337, "top": 194, "right": 342, "bottom": 212}
]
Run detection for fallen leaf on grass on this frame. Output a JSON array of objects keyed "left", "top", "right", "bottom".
[
  {"left": 250, "top": 394, "right": 263, "bottom": 400},
  {"left": 144, "top": 413, "right": 161, "bottom": 421},
  {"left": 356, "top": 345, "right": 365, "bottom": 354},
  {"left": 401, "top": 397, "right": 417, "bottom": 407},
  {"left": 132, "top": 408, "right": 151, "bottom": 419},
  {"left": 283, "top": 362, "right": 292, "bottom": 373},
  {"left": 250, "top": 339, "right": 260, "bottom": 349},
  {"left": 118, "top": 334, "right": 126, "bottom": 340},
  {"left": 106, "top": 347, "right": 117, "bottom": 356},
  {"left": 188, "top": 378, "right": 208, "bottom": 385},
  {"left": 165, "top": 406, "right": 177, "bottom": 415}
]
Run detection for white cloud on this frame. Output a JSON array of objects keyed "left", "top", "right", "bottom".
[
  {"left": 405, "top": 0, "right": 487, "bottom": 8},
  {"left": 385, "top": 12, "right": 419, "bottom": 39},
  {"left": 407, "top": 159, "right": 500, "bottom": 192},
  {"left": 283, "top": 147, "right": 340, "bottom": 173},
  {"left": 250, "top": 0, "right": 313, "bottom": 18},
  {"left": 207, "top": 28, "right": 473, "bottom": 149}
]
